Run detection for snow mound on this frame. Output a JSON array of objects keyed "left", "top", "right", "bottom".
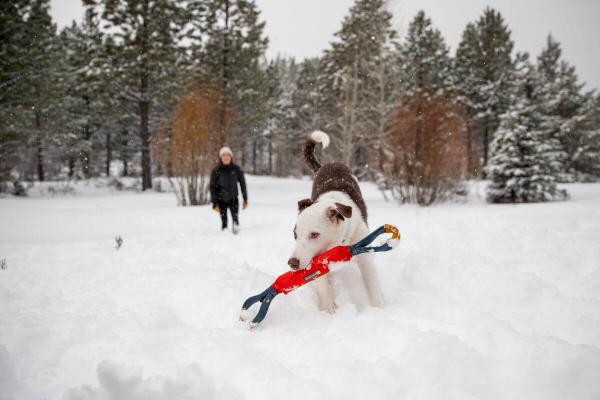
[{"left": 63, "top": 360, "right": 236, "bottom": 400}]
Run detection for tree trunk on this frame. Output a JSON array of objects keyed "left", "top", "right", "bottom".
[
  {"left": 121, "top": 127, "right": 129, "bottom": 177},
  {"left": 268, "top": 135, "right": 273, "bottom": 175},
  {"left": 140, "top": 72, "right": 152, "bottom": 190},
  {"left": 139, "top": 2, "right": 152, "bottom": 190},
  {"left": 241, "top": 131, "right": 246, "bottom": 168},
  {"left": 35, "top": 110, "right": 44, "bottom": 182},
  {"left": 342, "top": 60, "right": 360, "bottom": 166},
  {"left": 482, "top": 118, "right": 490, "bottom": 178},
  {"left": 415, "top": 100, "right": 422, "bottom": 190},
  {"left": 466, "top": 121, "right": 473, "bottom": 178},
  {"left": 68, "top": 157, "right": 75, "bottom": 178},
  {"left": 217, "top": 0, "right": 231, "bottom": 149},
  {"left": 252, "top": 139, "right": 257, "bottom": 174},
  {"left": 106, "top": 132, "right": 112, "bottom": 177},
  {"left": 374, "top": 48, "right": 388, "bottom": 177},
  {"left": 82, "top": 96, "right": 92, "bottom": 178}
]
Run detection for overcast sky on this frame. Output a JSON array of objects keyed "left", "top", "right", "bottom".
[{"left": 50, "top": 0, "right": 600, "bottom": 90}]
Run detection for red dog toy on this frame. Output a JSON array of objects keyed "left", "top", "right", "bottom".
[{"left": 240, "top": 224, "right": 400, "bottom": 327}]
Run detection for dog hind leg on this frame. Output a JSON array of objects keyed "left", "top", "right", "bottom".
[{"left": 356, "top": 252, "right": 385, "bottom": 308}]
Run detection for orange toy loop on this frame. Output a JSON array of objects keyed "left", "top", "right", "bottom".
[{"left": 384, "top": 224, "right": 400, "bottom": 240}]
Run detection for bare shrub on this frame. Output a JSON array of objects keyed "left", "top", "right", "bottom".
[
  {"left": 386, "top": 94, "right": 468, "bottom": 205},
  {"left": 155, "top": 85, "right": 230, "bottom": 206}
]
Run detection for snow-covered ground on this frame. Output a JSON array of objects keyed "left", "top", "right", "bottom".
[{"left": 1, "top": 176, "right": 599, "bottom": 400}]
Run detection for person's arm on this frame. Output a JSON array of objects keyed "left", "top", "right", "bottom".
[
  {"left": 237, "top": 166, "right": 248, "bottom": 206},
  {"left": 209, "top": 167, "right": 219, "bottom": 209}
]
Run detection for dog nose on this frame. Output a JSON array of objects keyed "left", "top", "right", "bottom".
[{"left": 288, "top": 257, "right": 300, "bottom": 270}]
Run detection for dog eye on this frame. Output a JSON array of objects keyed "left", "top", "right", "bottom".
[{"left": 309, "top": 232, "right": 320, "bottom": 239}]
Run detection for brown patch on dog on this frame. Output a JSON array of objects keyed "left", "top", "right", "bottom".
[
  {"left": 303, "top": 133, "right": 368, "bottom": 222},
  {"left": 326, "top": 203, "right": 352, "bottom": 223},
  {"left": 334, "top": 202, "right": 352, "bottom": 218},
  {"left": 310, "top": 162, "right": 368, "bottom": 222},
  {"left": 327, "top": 207, "right": 345, "bottom": 223}
]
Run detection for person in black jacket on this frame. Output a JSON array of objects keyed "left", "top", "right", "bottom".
[{"left": 209, "top": 146, "right": 248, "bottom": 234}]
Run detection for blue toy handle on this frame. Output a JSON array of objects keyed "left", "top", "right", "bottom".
[
  {"left": 240, "top": 286, "right": 278, "bottom": 326},
  {"left": 349, "top": 224, "right": 400, "bottom": 255}
]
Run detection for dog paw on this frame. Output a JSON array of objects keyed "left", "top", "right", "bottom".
[
  {"left": 369, "top": 294, "right": 385, "bottom": 308},
  {"left": 319, "top": 301, "right": 337, "bottom": 314},
  {"left": 370, "top": 299, "right": 385, "bottom": 308}
]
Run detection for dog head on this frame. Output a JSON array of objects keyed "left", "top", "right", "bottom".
[{"left": 288, "top": 199, "right": 352, "bottom": 270}]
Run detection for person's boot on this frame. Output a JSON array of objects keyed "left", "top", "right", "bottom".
[{"left": 232, "top": 222, "right": 239, "bottom": 235}]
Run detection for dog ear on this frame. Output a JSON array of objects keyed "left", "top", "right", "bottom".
[
  {"left": 298, "top": 198, "right": 313, "bottom": 212},
  {"left": 327, "top": 203, "right": 352, "bottom": 223},
  {"left": 334, "top": 202, "right": 352, "bottom": 218}
]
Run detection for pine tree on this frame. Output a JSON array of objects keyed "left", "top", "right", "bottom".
[
  {"left": 486, "top": 53, "right": 567, "bottom": 203},
  {"left": 187, "top": 0, "right": 270, "bottom": 168},
  {"left": 398, "top": 11, "right": 453, "bottom": 98},
  {"left": 583, "top": 94, "right": 600, "bottom": 177},
  {"left": 536, "top": 35, "right": 593, "bottom": 181},
  {"left": 0, "top": 0, "right": 61, "bottom": 182},
  {"left": 248, "top": 59, "right": 280, "bottom": 174},
  {"left": 318, "top": 0, "right": 396, "bottom": 175},
  {"left": 292, "top": 59, "right": 321, "bottom": 132},
  {"left": 276, "top": 58, "right": 320, "bottom": 176},
  {"left": 22, "top": 0, "right": 61, "bottom": 181},
  {"left": 58, "top": 1, "right": 113, "bottom": 178},
  {"left": 365, "top": 31, "right": 399, "bottom": 181},
  {"left": 455, "top": 7, "right": 514, "bottom": 174},
  {"left": 263, "top": 57, "right": 299, "bottom": 176},
  {"left": 0, "top": 0, "right": 30, "bottom": 182},
  {"left": 263, "top": 57, "right": 326, "bottom": 177},
  {"left": 100, "top": 0, "right": 186, "bottom": 190},
  {"left": 563, "top": 92, "right": 600, "bottom": 179}
]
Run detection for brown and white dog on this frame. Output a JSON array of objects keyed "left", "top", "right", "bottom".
[{"left": 288, "top": 131, "right": 384, "bottom": 313}]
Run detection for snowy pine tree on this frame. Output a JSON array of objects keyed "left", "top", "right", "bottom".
[
  {"left": 58, "top": 1, "right": 113, "bottom": 178},
  {"left": 248, "top": 59, "right": 280, "bottom": 174},
  {"left": 562, "top": 92, "right": 600, "bottom": 179},
  {"left": 267, "top": 57, "right": 324, "bottom": 177},
  {"left": 536, "top": 35, "right": 595, "bottom": 181},
  {"left": 290, "top": 58, "right": 321, "bottom": 142},
  {"left": 100, "top": 0, "right": 186, "bottom": 190},
  {"left": 364, "top": 31, "right": 399, "bottom": 181},
  {"left": 263, "top": 57, "right": 301, "bottom": 176},
  {"left": 187, "top": 0, "right": 271, "bottom": 169},
  {"left": 0, "top": 0, "right": 30, "bottom": 183},
  {"left": 0, "top": 0, "right": 60, "bottom": 182},
  {"left": 455, "top": 7, "right": 514, "bottom": 174},
  {"left": 398, "top": 11, "right": 453, "bottom": 98},
  {"left": 581, "top": 94, "right": 600, "bottom": 177},
  {"left": 99, "top": 33, "right": 140, "bottom": 178},
  {"left": 317, "top": 0, "right": 396, "bottom": 176},
  {"left": 486, "top": 53, "right": 567, "bottom": 203}
]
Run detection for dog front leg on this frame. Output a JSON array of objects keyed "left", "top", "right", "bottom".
[
  {"left": 356, "top": 253, "right": 385, "bottom": 308},
  {"left": 315, "top": 275, "right": 336, "bottom": 313}
]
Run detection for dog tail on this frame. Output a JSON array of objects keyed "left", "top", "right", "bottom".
[{"left": 303, "top": 130, "right": 330, "bottom": 173}]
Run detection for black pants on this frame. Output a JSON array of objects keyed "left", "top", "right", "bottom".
[{"left": 218, "top": 198, "right": 239, "bottom": 229}]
